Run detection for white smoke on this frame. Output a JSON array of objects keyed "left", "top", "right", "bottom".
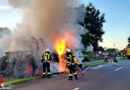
[
  {"left": 8, "top": 0, "right": 33, "bottom": 9},
  {"left": 0, "top": 0, "right": 86, "bottom": 65},
  {"left": 0, "top": 49, "right": 5, "bottom": 59},
  {"left": 0, "top": 0, "right": 84, "bottom": 51},
  {"left": 0, "top": 27, "right": 11, "bottom": 37}
]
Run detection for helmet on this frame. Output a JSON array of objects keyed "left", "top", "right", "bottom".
[
  {"left": 46, "top": 48, "right": 50, "bottom": 52},
  {"left": 66, "top": 49, "right": 71, "bottom": 53}
]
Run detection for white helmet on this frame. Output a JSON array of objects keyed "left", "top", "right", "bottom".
[
  {"left": 46, "top": 48, "right": 50, "bottom": 52},
  {"left": 66, "top": 49, "right": 71, "bottom": 53}
]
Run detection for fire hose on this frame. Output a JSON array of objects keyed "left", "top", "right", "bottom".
[
  {"left": 49, "top": 61, "right": 89, "bottom": 79},
  {"left": 55, "top": 64, "right": 88, "bottom": 78},
  {"left": 75, "top": 64, "right": 89, "bottom": 78}
]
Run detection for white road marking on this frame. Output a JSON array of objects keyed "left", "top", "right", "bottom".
[
  {"left": 115, "top": 66, "right": 123, "bottom": 71},
  {"left": 73, "top": 87, "right": 80, "bottom": 90}
]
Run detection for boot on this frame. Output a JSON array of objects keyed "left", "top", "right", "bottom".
[
  {"left": 68, "top": 76, "right": 72, "bottom": 80},
  {"left": 42, "top": 74, "right": 46, "bottom": 78},
  {"left": 48, "top": 74, "right": 51, "bottom": 78},
  {"left": 74, "top": 74, "right": 78, "bottom": 80}
]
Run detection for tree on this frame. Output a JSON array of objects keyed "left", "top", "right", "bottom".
[
  {"left": 128, "top": 36, "right": 130, "bottom": 44},
  {"left": 81, "top": 33, "right": 93, "bottom": 48},
  {"left": 80, "top": 2, "right": 105, "bottom": 51},
  {"left": 97, "top": 46, "right": 104, "bottom": 51}
]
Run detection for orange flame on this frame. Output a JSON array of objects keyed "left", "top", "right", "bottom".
[
  {"left": 55, "top": 38, "right": 67, "bottom": 72},
  {"left": 56, "top": 39, "right": 66, "bottom": 56},
  {"left": 54, "top": 33, "right": 80, "bottom": 72}
]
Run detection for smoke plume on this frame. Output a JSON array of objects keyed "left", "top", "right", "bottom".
[
  {"left": 8, "top": 0, "right": 33, "bottom": 9},
  {"left": 0, "top": 0, "right": 84, "bottom": 58}
]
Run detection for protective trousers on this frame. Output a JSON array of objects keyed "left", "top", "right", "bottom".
[
  {"left": 42, "top": 62, "right": 51, "bottom": 78},
  {"left": 68, "top": 65, "right": 77, "bottom": 80}
]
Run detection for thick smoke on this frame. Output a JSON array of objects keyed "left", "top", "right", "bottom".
[
  {"left": 8, "top": 0, "right": 33, "bottom": 9},
  {"left": 0, "top": 0, "right": 84, "bottom": 52},
  {"left": 0, "top": 27, "right": 11, "bottom": 38},
  {"left": 0, "top": 0, "right": 85, "bottom": 63}
]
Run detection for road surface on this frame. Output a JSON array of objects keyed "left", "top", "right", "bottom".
[
  {"left": 83, "top": 57, "right": 122, "bottom": 65},
  {"left": 14, "top": 60, "right": 130, "bottom": 90}
]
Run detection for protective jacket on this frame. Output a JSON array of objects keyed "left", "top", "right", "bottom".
[
  {"left": 41, "top": 52, "right": 51, "bottom": 63},
  {"left": 66, "top": 53, "right": 76, "bottom": 66},
  {"left": 41, "top": 51, "right": 51, "bottom": 78},
  {"left": 65, "top": 52, "right": 78, "bottom": 80}
]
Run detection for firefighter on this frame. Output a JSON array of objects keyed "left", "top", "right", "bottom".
[
  {"left": 104, "top": 55, "right": 108, "bottom": 62},
  {"left": 65, "top": 49, "right": 78, "bottom": 80},
  {"left": 41, "top": 49, "right": 51, "bottom": 78},
  {"left": 123, "top": 53, "right": 126, "bottom": 59},
  {"left": 113, "top": 53, "right": 118, "bottom": 63}
]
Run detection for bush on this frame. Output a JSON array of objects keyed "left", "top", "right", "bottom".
[{"left": 82, "top": 55, "right": 90, "bottom": 62}]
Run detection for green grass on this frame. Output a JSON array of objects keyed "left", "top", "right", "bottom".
[
  {"left": 84, "top": 57, "right": 127, "bottom": 67},
  {"left": 118, "top": 57, "right": 127, "bottom": 61},
  {"left": 84, "top": 61, "right": 105, "bottom": 67},
  {"left": 3, "top": 76, "right": 41, "bottom": 86}
]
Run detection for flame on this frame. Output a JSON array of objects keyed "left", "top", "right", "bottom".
[
  {"left": 56, "top": 39, "right": 66, "bottom": 56},
  {"left": 55, "top": 38, "right": 67, "bottom": 72},
  {"left": 54, "top": 33, "right": 80, "bottom": 72}
]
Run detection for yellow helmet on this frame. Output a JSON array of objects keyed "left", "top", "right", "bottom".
[{"left": 46, "top": 48, "right": 50, "bottom": 52}]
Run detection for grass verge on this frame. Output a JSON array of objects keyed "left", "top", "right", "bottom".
[
  {"left": 84, "top": 61, "right": 105, "bottom": 67},
  {"left": 3, "top": 76, "right": 41, "bottom": 86},
  {"left": 84, "top": 58, "right": 127, "bottom": 67}
]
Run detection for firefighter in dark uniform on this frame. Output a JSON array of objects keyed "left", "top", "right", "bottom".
[
  {"left": 41, "top": 49, "right": 51, "bottom": 78},
  {"left": 65, "top": 49, "right": 78, "bottom": 80}
]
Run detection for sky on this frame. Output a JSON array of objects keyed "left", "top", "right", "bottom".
[
  {"left": 0, "top": 0, "right": 22, "bottom": 29},
  {"left": 0, "top": 0, "right": 130, "bottom": 50}
]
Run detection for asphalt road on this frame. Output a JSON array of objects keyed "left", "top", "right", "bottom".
[{"left": 14, "top": 60, "right": 130, "bottom": 90}]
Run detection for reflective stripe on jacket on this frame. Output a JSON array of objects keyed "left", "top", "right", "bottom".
[
  {"left": 41, "top": 52, "right": 51, "bottom": 63},
  {"left": 66, "top": 53, "right": 76, "bottom": 66}
]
